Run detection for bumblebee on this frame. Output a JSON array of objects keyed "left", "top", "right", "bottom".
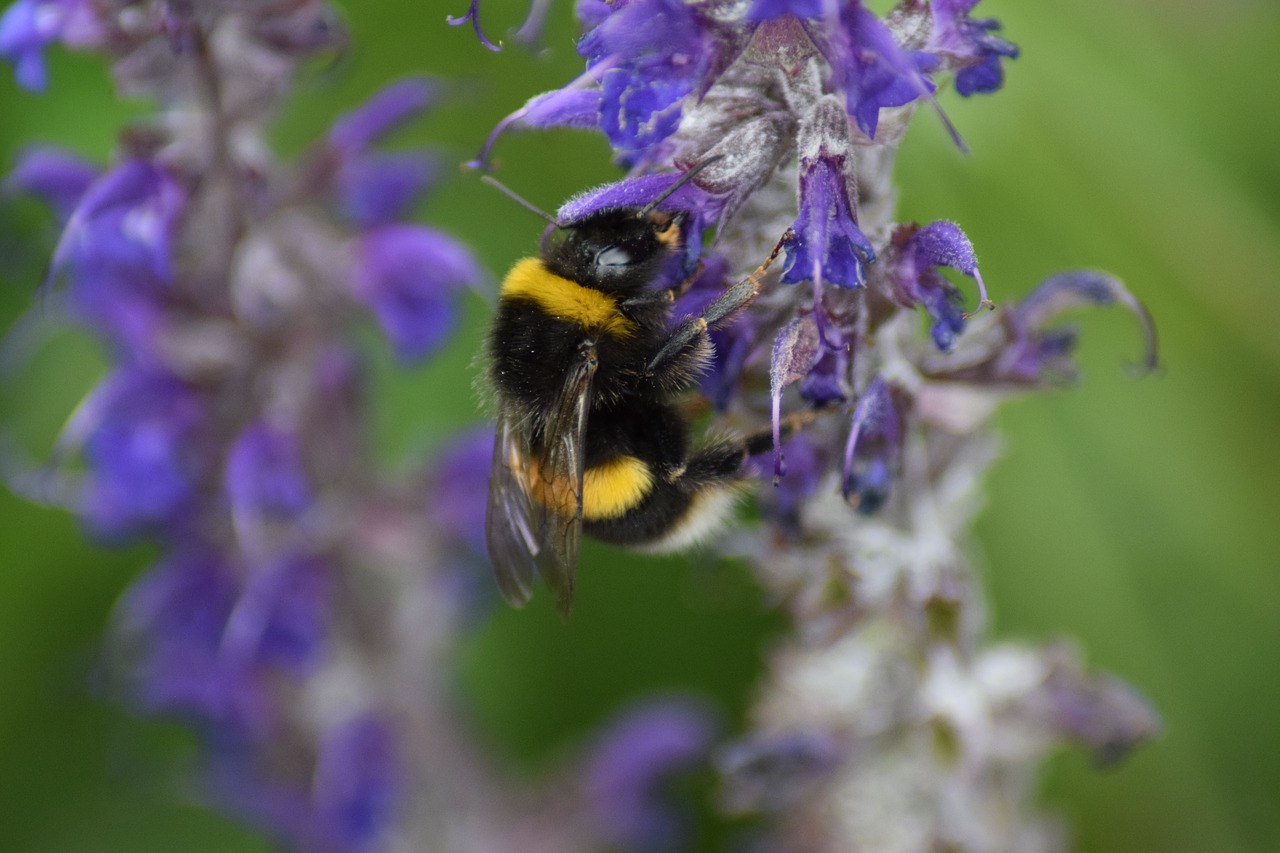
[{"left": 484, "top": 164, "right": 786, "bottom": 616}]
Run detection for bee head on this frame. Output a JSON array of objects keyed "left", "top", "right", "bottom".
[{"left": 545, "top": 207, "right": 689, "bottom": 294}]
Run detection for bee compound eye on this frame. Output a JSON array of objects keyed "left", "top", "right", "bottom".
[{"left": 594, "top": 246, "right": 633, "bottom": 269}]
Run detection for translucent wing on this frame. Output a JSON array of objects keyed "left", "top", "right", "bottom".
[
  {"left": 485, "top": 340, "right": 598, "bottom": 616},
  {"left": 485, "top": 412, "right": 540, "bottom": 607}
]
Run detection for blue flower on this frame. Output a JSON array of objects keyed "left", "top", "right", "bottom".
[
  {"left": 221, "top": 554, "right": 329, "bottom": 675},
  {"left": 827, "top": 4, "right": 936, "bottom": 139},
  {"left": 225, "top": 422, "right": 313, "bottom": 520}
]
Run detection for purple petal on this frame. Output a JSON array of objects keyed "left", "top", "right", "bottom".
[
  {"left": 586, "top": 697, "right": 716, "bottom": 851},
  {"left": 782, "top": 154, "right": 876, "bottom": 289},
  {"left": 224, "top": 422, "right": 312, "bottom": 519},
  {"left": 446, "top": 0, "right": 501, "bottom": 52},
  {"left": 222, "top": 555, "right": 328, "bottom": 674},
  {"left": 353, "top": 224, "right": 482, "bottom": 362},
  {"left": 841, "top": 377, "right": 902, "bottom": 513},
  {"left": 428, "top": 428, "right": 494, "bottom": 558},
  {"left": 748, "top": 0, "right": 824, "bottom": 21},
  {"left": 337, "top": 150, "right": 437, "bottom": 229},
  {"left": 313, "top": 715, "right": 400, "bottom": 847},
  {"left": 329, "top": 77, "right": 437, "bottom": 153},
  {"left": 1012, "top": 270, "right": 1158, "bottom": 374},
  {"left": 6, "top": 145, "right": 100, "bottom": 220},
  {"left": 81, "top": 368, "right": 205, "bottom": 537}
]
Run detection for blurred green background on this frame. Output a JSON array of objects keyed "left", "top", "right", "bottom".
[{"left": 2, "top": 1, "right": 1277, "bottom": 850}]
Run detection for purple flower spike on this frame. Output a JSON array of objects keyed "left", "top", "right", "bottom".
[
  {"left": 312, "top": 715, "right": 400, "bottom": 848},
  {"left": 447, "top": 0, "right": 501, "bottom": 52},
  {"left": 6, "top": 146, "right": 100, "bottom": 221},
  {"left": 81, "top": 368, "right": 205, "bottom": 537},
  {"left": 353, "top": 224, "right": 483, "bottom": 363},
  {"left": 225, "top": 422, "right": 313, "bottom": 520},
  {"left": 841, "top": 377, "right": 902, "bottom": 514},
  {"left": 586, "top": 697, "right": 716, "bottom": 852},
  {"left": 0, "top": 0, "right": 102, "bottom": 91}
]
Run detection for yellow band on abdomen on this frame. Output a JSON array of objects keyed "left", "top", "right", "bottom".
[
  {"left": 582, "top": 455, "right": 653, "bottom": 520},
  {"left": 500, "top": 258, "right": 635, "bottom": 337}
]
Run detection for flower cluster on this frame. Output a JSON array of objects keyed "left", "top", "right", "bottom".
[{"left": 470, "top": 0, "right": 1159, "bottom": 848}]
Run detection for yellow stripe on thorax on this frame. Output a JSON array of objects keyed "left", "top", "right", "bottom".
[
  {"left": 500, "top": 258, "right": 635, "bottom": 338},
  {"left": 582, "top": 455, "right": 653, "bottom": 520}
]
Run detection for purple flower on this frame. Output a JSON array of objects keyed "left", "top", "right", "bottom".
[
  {"left": 748, "top": 0, "right": 825, "bottom": 21},
  {"left": 841, "top": 377, "right": 902, "bottom": 513},
  {"left": 0, "top": 0, "right": 103, "bottom": 91},
  {"left": 783, "top": 98, "right": 877, "bottom": 290},
  {"left": 586, "top": 698, "right": 716, "bottom": 852},
  {"left": 6, "top": 145, "right": 99, "bottom": 221},
  {"left": 222, "top": 554, "right": 329, "bottom": 674},
  {"left": 50, "top": 159, "right": 185, "bottom": 355},
  {"left": 120, "top": 550, "right": 265, "bottom": 734},
  {"left": 827, "top": 5, "right": 935, "bottom": 139},
  {"left": 577, "top": 0, "right": 717, "bottom": 153},
  {"left": 81, "top": 367, "right": 206, "bottom": 537},
  {"left": 447, "top": 0, "right": 501, "bottom": 51},
  {"left": 312, "top": 715, "right": 400, "bottom": 848},
  {"left": 783, "top": 156, "right": 876, "bottom": 290},
  {"left": 225, "top": 422, "right": 313, "bottom": 520},
  {"left": 327, "top": 78, "right": 440, "bottom": 228},
  {"left": 886, "top": 221, "right": 990, "bottom": 351},
  {"left": 930, "top": 0, "right": 1019, "bottom": 97},
  {"left": 427, "top": 428, "right": 495, "bottom": 559},
  {"left": 994, "top": 269, "right": 1158, "bottom": 382},
  {"left": 352, "top": 223, "right": 482, "bottom": 363}
]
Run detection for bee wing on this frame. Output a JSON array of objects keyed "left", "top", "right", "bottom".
[
  {"left": 531, "top": 341, "right": 598, "bottom": 616},
  {"left": 485, "top": 411, "right": 541, "bottom": 608},
  {"left": 485, "top": 340, "right": 598, "bottom": 616}
]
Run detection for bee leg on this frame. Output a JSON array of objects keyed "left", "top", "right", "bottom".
[{"left": 646, "top": 231, "right": 792, "bottom": 378}]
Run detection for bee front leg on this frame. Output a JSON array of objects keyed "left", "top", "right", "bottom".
[{"left": 646, "top": 231, "right": 793, "bottom": 382}]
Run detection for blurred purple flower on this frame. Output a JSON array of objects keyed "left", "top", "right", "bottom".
[
  {"left": 586, "top": 697, "right": 716, "bottom": 852},
  {"left": 353, "top": 223, "right": 482, "bottom": 363},
  {"left": 0, "top": 0, "right": 103, "bottom": 91},
  {"left": 5, "top": 145, "right": 99, "bottom": 221},
  {"left": 841, "top": 377, "right": 902, "bottom": 513},
  {"left": 312, "top": 715, "right": 400, "bottom": 849},
  {"left": 81, "top": 367, "right": 206, "bottom": 537},
  {"left": 887, "top": 220, "right": 989, "bottom": 351},
  {"left": 225, "top": 422, "right": 313, "bottom": 520}
]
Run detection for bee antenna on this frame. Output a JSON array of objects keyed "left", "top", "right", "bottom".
[
  {"left": 481, "top": 175, "right": 562, "bottom": 227},
  {"left": 637, "top": 154, "right": 724, "bottom": 219}
]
